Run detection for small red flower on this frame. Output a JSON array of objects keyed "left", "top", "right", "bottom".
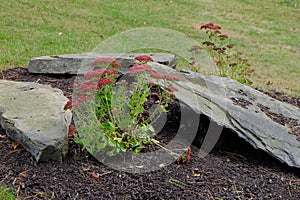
[
  {"left": 150, "top": 73, "right": 180, "bottom": 81},
  {"left": 98, "top": 78, "right": 114, "bottom": 86},
  {"left": 103, "top": 69, "right": 117, "bottom": 74},
  {"left": 64, "top": 100, "right": 72, "bottom": 110},
  {"left": 165, "top": 85, "right": 179, "bottom": 92},
  {"left": 110, "top": 60, "right": 121, "bottom": 68},
  {"left": 129, "top": 63, "right": 153, "bottom": 75},
  {"left": 79, "top": 80, "right": 99, "bottom": 92},
  {"left": 184, "top": 147, "right": 191, "bottom": 164},
  {"left": 135, "top": 55, "right": 153, "bottom": 62},
  {"left": 200, "top": 22, "right": 221, "bottom": 30},
  {"left": 72, "top": 83, "right": 78, "bottom": 88},
  {"left": 74, "top": 94, "right": 93, "bottom": 106},
  {"left": 68, "top": 124, "right": 76, "bottom": 137},
  {"left": 166, "top": 92, "right": 176, "bottom": 98},
  {"left": 92, "top": 58, "right": 121, "bottom": 68},
  {"left": 163, "top": 74, "right": 180, "bottom": 81},
  {"left": 84, "top": 69, "right": 105, "bottom": 80},
  {"left": 150, "top": 73, "right": 166, "bottom": 79}
]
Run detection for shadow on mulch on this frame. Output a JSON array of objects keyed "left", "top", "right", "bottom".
[{"left": 0, "top": 67, "right": 299, "bottom": 199}]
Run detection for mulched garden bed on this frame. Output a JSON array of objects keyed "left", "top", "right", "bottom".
[{"left": 0, "top": 67, "right": 299, "bottom": 199}]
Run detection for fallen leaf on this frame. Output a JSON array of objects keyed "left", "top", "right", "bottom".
[
  {"left": 19, "top": 170, "right": 29, "bottom": 177},
  {"left": 13, "top": 177, "right": 24, "bottom": 185},
  {"left": 12, "top": 141, "right": 20, "bottom": 150},
  {"left": 90, "top": 171, "right": 99, "bottom": 181}
]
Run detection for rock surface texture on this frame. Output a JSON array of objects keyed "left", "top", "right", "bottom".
[
  {"left": 28, "top": 53, "right": 178, "bottom": 74},
  {"left": 0, "top": 80, "right": 72, "bottom": 162},
  {"left": 149, "top": 63, "right": 300, "bottom": 168}
]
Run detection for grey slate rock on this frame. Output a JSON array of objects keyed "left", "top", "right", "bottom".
[
  {"left": 28, "top": 53, "right": 178, "bottom": 75},
  {"left": 0, "top": 80, "right": 72, "bottom": 162},
  {"left": 149, "top": 63, "right": 300, "bottom": 168}
]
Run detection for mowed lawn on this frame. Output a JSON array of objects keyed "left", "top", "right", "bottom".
[{"left": 0, "top": 0, "right": 299, "bottom": 96}]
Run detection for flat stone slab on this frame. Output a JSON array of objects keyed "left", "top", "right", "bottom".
[
  {"left": 0, "top": 80, "right": 72, "bottom": 162},
  {"left": 149, "top": 63, "right": 300, "bottom": 168},
  {"left": 28, "top": 53, "right": 178, "bottom": 75}
]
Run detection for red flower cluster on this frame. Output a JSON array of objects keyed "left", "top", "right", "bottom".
[
  {"left": 200, "top": 22, "right": 221, "bottom": 30},
  {"left": 84, "top": 69, "right": 104, "bottom": 80},
  {"left": 129, "top": 63, "right": 154, "bottom": 75},
  {"left": 79, "top": 80, "right": 99, "bottom": 92},
  {"left": 165, "top": 85, "right": 179, "bottom": 92},
  {"left": 134, "top": 54, "right": 153, "bottom": 62},
  {"left": 92, "top": 57, "right": 121, "bottom": 68},
  {"left": 150, "top": 73, "right": 180, "bottom": 81},
  {"left": 75, "top": 94, "right": 93, "bottom": 106},
  {"left": 98, "top": 78, "right": 114, "bottom": 86},
  {"left": 166, "top": 92, "right": 176, "bottom": 98},
  {"left": 84, "top": 69, "right": 118, "bottom": 80}
]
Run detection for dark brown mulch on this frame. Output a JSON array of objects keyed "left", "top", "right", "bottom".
[{"left": 0, "top": 67, "right": 300, "bottom": 199}]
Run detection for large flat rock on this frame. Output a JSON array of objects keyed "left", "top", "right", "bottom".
[
  {"left": 149, "top": 63, "right": 300, "bottom": 168},
  {"left": 28, "top": 53, "right": 178, "bottom": 74},
  {"left": 0, "top": 80, "right": 72, "bottom": 162}
]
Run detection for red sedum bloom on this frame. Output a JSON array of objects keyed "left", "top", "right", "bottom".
[
  {"left": 64, "top": 99, "right": 72, "bottom": 110},
  {"left": 98, "top": 78, "right": 114, "bottom": 86},
  {"left": 200, "top": 22, "right": 221, "bottom": 30},
  {"left": 129, "top": 63, "right": 154, "bottom": 75},
  {"left": 135, "top": 55, "right": 153, "bottom": 62},
  {"left": 74, "top": 94, "right": 93, "bottom": 106},
  {"left": 68, "top": 124, "right": 76, "bottom": 137},
  {"left": 165, "top": 85, "right": 179, "bottom": 92},
  {"left": 79, "top": 80, "right": 99, "bottom": 92},
  {"left": 150, "top": 73, "right": 180, "bottom": 81},
  {"left": 84, "top": 69, "right": 105, "bottom": 80}
]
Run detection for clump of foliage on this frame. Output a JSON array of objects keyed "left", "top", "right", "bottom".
[
  {"left": 65, "top": 55, "right": 191, "bottom": 164},
  {"left": 192, "top": 22, "right": 254, "bottom": 85}
]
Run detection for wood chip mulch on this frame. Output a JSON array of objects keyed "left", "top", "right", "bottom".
[{"left": 0, "top": 67, "right": 299, "bottom": 200}]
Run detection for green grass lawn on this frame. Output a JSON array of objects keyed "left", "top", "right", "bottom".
[
  {"left": 0, "top": 185, "right": 14, "bottom": 200},
  {"left": 0, "top": 0, "right": 299, "bottom": 97}
]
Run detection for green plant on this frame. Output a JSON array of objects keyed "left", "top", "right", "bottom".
[
  {"left": 197, "top": 22, "right": 254, "bottom": 85},
  {"left": 67, "top": 55, "right": 190, "bottom": 163}
]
